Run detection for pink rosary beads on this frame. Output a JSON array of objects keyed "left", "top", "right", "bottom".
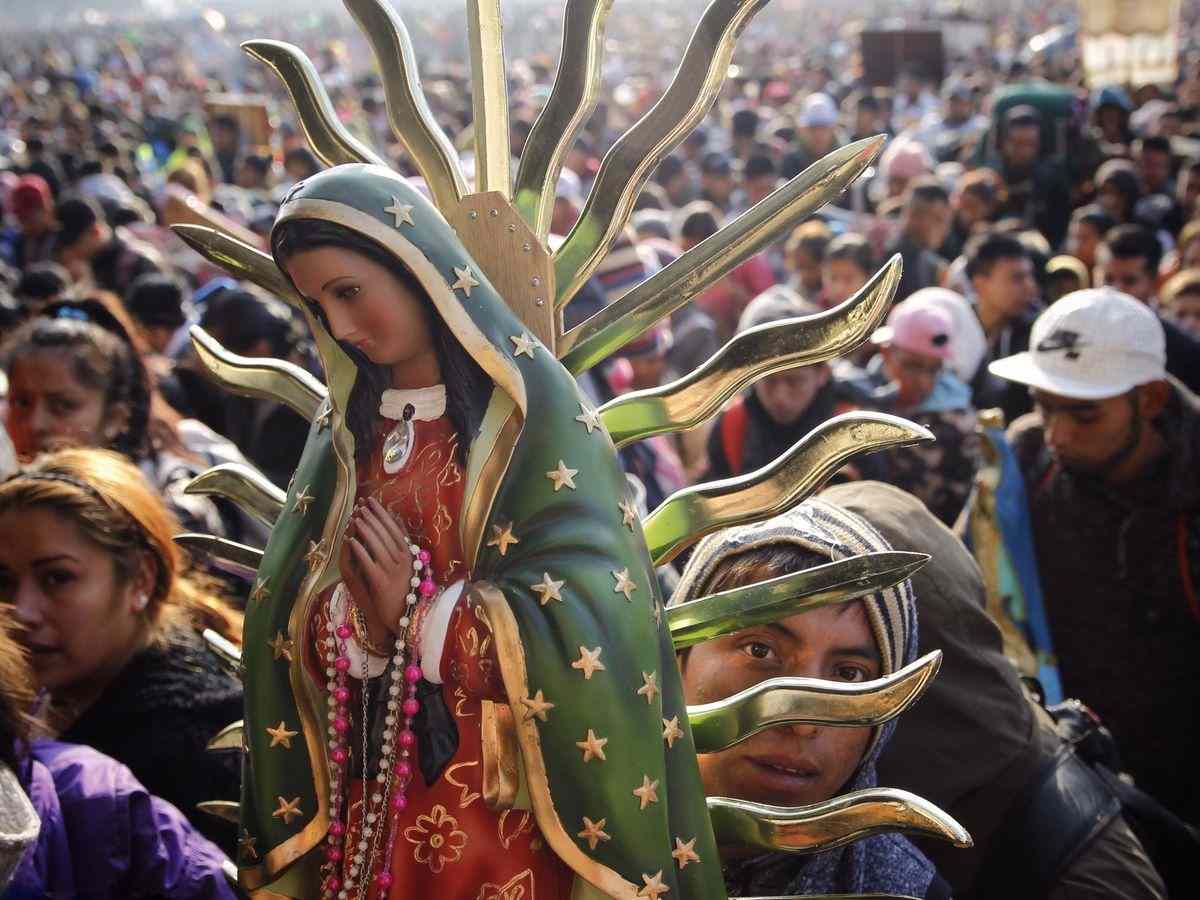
[{"left": 321, "top": 539, "right": 436, "bottom": 900}]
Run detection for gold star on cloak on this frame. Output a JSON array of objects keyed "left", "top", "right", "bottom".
[
  {"left": 520, "top": 689, "right": 555, "bottom": 722},
  {"left": 266, "top": 720, "right": 298, "bottom": 749},
  {"left": 510, "top": 332, "right": 536, "bottom": 358},
  {"left": 638, "top": 870, "right": 670, "bottom": 899},
  {"left": 271, "top": 796, "right": 303, "bottom": 825},
  {"left": 575, "top": 728, "right": 608, "bottom": 763},
  {"left": 487, "top": 522, "right": 519, "bottom": 556},
  {"left": 571, "top": 645, "right": 605, "bottom": 679},
  {"left": 249, "top": 577, "right": 270, "bottom": 606},
  {"left": 612, "top": 568, "right": 637, "bottom": 601},
  {"left": 662, "top": 716, "right": 684, "bottom": 749},
  {"left": 384, "top": 196, "right": 414, "bottom": 227},
  {"left": 292, "top": 484, "right": 315, "bottom": 516},
  {"left": 575, "top": 402, "right": 602, "bottom": 434},
  {"left": 316, "top": 403, "right": 332, "bottom": 431},
  {"left": 451, "top": 265, "right": 479, "bottom": 296},
  {"left": 238, "top": 830, "right": 258, "bottom": 860},
  {"left": 530, "top": 572, "right": 564, "bottom": 605},
  {"left": 619, "top": 497, "right": 639, "bottom": 531},
  {"left": 304, "top": 539, "right": 327, "bottom": 571},
  {"left": 632, "top": 775, "right": 659, "bottom": 810},
  {"left": 577, "top": 816, "right": 610, "bottom": 850},
  {"left": 268, "top": 631, "right": 294, "bottom": 662},
  {"left": 637, "top": 671, "right": 660, "bottom": 704},
  {"left": 545, "top": 459, "right": 578, "bottom": 491},
  {"left": 672, "top": 836, "right": 700, "bottom": 870}
]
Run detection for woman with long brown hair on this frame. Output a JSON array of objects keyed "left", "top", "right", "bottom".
[{"left": 0, "top": 447, "right": 243, "bottom": 854}]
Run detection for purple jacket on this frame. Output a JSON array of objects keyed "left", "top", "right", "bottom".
[{"left": 5, "top": 740, "right": 236, "bottom": 900}]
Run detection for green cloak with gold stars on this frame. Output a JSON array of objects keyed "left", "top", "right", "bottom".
[{"left": 236, "top": 164, "right": 721, "bottom": 899}]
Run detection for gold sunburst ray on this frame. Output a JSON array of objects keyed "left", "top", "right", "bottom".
[
  {"left": 184, "top": 463, "right": 286, "bottom": 529},
  {"left": 172, "top": 224, "right": 303, "bottom": 308},
  {"left": 342, "top": 0, "right": 468, "bottom": 210},
  {"left": 201, "top": 628, "right": 243, "bottom": 679},
  {"left": 557, "top": 136, "right": 885, "bottom": 372},
  {"left": 642, "top": 412, "right": 933, "bottom": 566},
  {"left": 552, "top": 0, "right": 772, "bottom": 309},
  {"left": 207, "top": 720, "right": 246, "bottom": 752},
  {"left": 512, "top": 0, "right": 615, "bottom": 238},
  {"left": 189, "top": 326, "right": 327, "bottom": 422},
  {"left": 174, "top": 532, "right": 264, "bottom": 581},
  {"left": 197, "top": 800, "right": 241, "bottom": 824},
  {"left": 466, "top": 0, "right": 511, "bottom": 197},
  {"left": 708, "top": 788, "right": 971, "bottom": 854},
  {"left": 668, "top": 551, "right": 929, "bottom": 650},
  {"left": 163, "top": 185, "right": 262, "bottom": 249},
  {"left": 600, "top": 256, "right": 902, "bottom": 448},
  {"left": 688, "top": 652, "right": 942, "bottom": 753},
  {"left": 242, "top": 40, "right": 386, "bottom": 168}
]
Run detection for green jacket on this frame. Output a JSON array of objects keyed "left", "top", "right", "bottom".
[{"left": 238, "top": 164, "right": 723, "bottom": 899}]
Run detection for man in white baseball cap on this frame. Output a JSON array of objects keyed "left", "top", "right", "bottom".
[
  {"left": 990, "top": 286, "right": 1166, "bottom": 410},
  {"left": 985, "top": 287, "right": 1200, "bottom": 849}
]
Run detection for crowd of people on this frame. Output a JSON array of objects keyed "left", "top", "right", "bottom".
[{"left": 0, "top": 0, "right": 1198, "bottom": 897}]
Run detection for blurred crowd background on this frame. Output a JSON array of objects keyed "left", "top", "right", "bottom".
[
  {"left": 1, "top": 1, "right": 1200, "bottom": 897},
  {"left": 1, "top": 0, "right": 1199, "bottom": 524}
]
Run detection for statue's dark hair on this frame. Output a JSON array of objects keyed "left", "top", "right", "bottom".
[{"left": 272, "top": 218, "right": 492, "bottom": 466}]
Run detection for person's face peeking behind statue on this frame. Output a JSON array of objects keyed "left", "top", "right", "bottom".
[
  {"left": 677, "top": 547, "right": 881, "bottom": 812},
  {"left": 753, "top": 364, "right": 830, "bottom": 427}
]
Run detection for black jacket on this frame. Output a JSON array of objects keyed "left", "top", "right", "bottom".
[
  {"left": 995, "top": 160, "right": 1072, "bottom": 249},
  {"left": 969, "top": 307, "right": 1038, "bottom": 427},
  {"left": 886, "top": 234, "right": 947, "bottom": 304},
  {"left": 1161, "top": 316, "right": 1200, "bottom": 396},
  {"left": 60, "top": 627, "right": 243, "bottom": 856},
  {"left": 90, "top": 231, "right": 164, "bottom": 298},
  {"left": 706, "top": 383, "right": 841, "bottom": 479},
  {"left": 828, "top": 481, "right": 1165, "bottom": 900},
  {"left": 1008, "top": 381, "right": 1200, "bottom": 826}
]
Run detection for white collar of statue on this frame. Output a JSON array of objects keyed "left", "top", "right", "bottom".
[
  {"left": 379, "top": 384, "right": 447, "bottom": 422},
  {"left": 379, "top": 384, "right": 446, "bottom": 473}
]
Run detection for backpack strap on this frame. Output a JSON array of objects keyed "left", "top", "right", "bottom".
[
  {"left": 721, "top": 397, "right": 749, "bottom": 475},
  {"left": 975, "top": 744, "right": 1120, "bottom": 899},
  {"left": 1176, "top": 513, "right": 1200, "bottom": 625}
]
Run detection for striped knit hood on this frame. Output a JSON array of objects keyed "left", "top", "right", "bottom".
[
  {"left": 670, "top": 500, "right": 935, "bottom": 898},
  {"left": 671, "top": 497, "right": 919, "bottom": 768}
]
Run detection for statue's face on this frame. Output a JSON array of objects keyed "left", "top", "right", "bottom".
[
  {"left": 679, "top": 601, "right": 879, "bottom": 808},
  {"left": 286, "top": 246, "right": 436, "bottom": 375}
]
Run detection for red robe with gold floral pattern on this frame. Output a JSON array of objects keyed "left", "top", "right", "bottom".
[{"left": 310, "top": 416, "right": 574, "bottom": 898}]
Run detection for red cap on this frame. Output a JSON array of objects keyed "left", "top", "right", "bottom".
[{"left": 10, "top": 174, "right": 52, "bottom": 216}]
